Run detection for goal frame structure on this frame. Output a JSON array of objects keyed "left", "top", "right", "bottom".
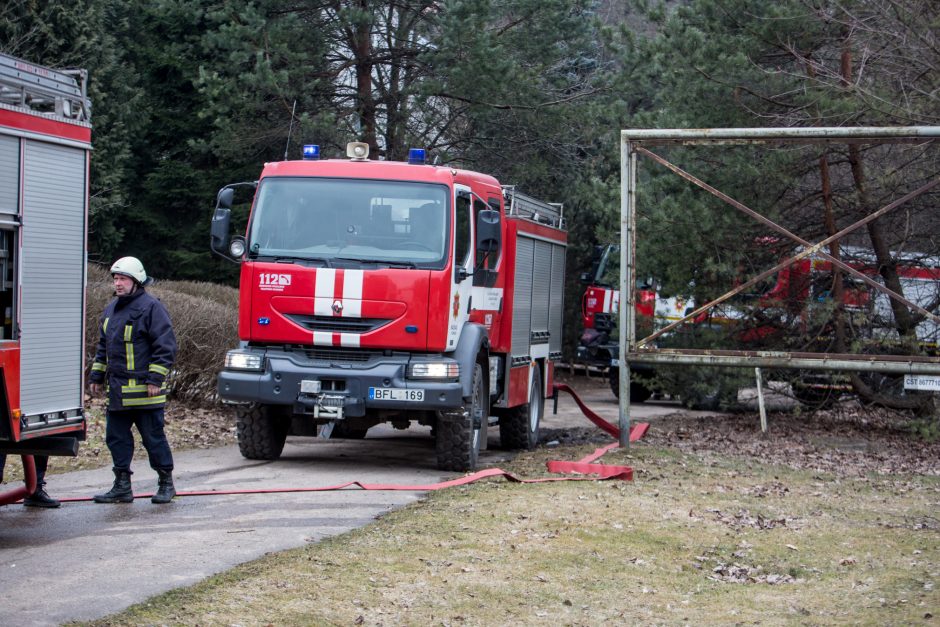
[{"left": 617, "top": 127, "right": 940, "bottom": 444}]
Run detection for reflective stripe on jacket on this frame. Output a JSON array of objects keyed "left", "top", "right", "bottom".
[{"left": 89, "top": 288, "right": 177, "bottom": 410}]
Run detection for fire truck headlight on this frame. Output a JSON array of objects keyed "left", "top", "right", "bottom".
[
  {"left": 407, "top": 361, "right": 459, "bottom": 380},
  {"left": 225, "top": 351, "right": 264, "bottom": 371}
]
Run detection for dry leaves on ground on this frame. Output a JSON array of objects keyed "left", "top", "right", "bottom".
[{"left": 541, "top": 400, "right": 939, "bottom": 478}]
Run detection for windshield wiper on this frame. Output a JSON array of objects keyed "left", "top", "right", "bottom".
[
  {"left": 258, "top": 255, "right": 332, "bottom": 267},
  {"left": 334, "top": 257, "right": 416, "bottom": 269}
]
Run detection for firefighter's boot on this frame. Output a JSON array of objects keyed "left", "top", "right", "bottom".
[
  {"left": 94, "top": 469, "right": 134, "bottom": 503},
  {"left": 151, "top": 469, "right": 175, "bottom": 504},
  {"left": 23, "top": 482, "right": 61, "bottom": 508}
]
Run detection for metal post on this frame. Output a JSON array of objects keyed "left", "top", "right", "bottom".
[
  {"left": 619, "top": 140, "right": 636, "bottom": 447},
  {"left": 755, "top": 368, "right": 767, "bottom": 433}
]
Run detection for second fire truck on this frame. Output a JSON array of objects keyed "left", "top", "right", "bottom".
[
  {"left": 577, "top": 242, "right": 940, "bottom": 406},
  {"left": 0, "top": 53, "right": 90, "bottom": 504}
]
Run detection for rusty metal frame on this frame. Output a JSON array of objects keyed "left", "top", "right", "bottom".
[{"left": 617, "top": 127, "right": 940, "bottom": 445}]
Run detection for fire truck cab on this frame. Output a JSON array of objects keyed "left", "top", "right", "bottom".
[
  {"left": 0, "top": 53, "right": 90, "bottom": 504},
  {"left": 211, "top": 143, "right": 566, "bottom": 471}
]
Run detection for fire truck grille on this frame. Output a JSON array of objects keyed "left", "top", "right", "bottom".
[
  {"left": 285, "top": 314, "right": 390, "bottom": 334},
  {"left": 301, "top": 347, "right": 383, "bottom": 363}
]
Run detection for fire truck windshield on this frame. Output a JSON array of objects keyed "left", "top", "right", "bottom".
[{"left": 248, "top": 177, "right": 450, "bottom": 269}]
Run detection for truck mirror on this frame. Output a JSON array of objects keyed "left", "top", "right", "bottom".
[
  {"left": 580, "top": 271, "right": 592, "bottom": 284},
  {"left": 210, "top": 181, "right": 258, "bottom": 263},
  {"left": 475, "top": 209, "right": 500, "bottom": 253},
  {"left": 217, "top": 187, "right": 234, "bottom": 209},
  {"left": 210, "top": 206, "right": 232, "bottom": 258}
]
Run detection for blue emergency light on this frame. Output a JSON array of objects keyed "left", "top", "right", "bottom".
[
  {"left": 408, "top": 148, "right": 427, "bottom": 165},
  {"left": 302, "top": 144, "right": 320, "bottom": 160}
]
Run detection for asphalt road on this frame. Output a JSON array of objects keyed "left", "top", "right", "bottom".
[{"left": 0, "top": 382, "right": 688, "bottom": 625}]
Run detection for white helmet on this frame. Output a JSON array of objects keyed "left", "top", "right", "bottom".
[{"left": 110, "top": 256, "right": 150, "bottom": 285}]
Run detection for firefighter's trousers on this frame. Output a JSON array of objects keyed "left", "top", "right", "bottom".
[{"left": 106, "top": 408, "right": 174, "bottom": 473}]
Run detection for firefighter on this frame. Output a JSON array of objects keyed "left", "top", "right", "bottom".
[
  {"left": 88, "top": 257, "right": 178, "bottom": 505},
  {"left": 0, "top": 454, "right": 59, "bottom": 507}
]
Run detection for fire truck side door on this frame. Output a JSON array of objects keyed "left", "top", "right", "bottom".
[{"left": 446, "top": 187, "right": 474, "bottom": 350}]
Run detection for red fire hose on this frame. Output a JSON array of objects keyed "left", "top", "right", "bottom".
[
  {"left": 11, "top": 384, "right": 648, "bottom": 503},
  {"left": 0, "top": 455, "right": 38, "bottom": 506}
]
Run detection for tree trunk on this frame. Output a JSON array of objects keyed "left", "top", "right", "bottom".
[
  {"left": 839, "top": 37, "right": 928, "bottom": 413},
  {"left": 353, "top": 0, "right": 377, "bottom": 153}
]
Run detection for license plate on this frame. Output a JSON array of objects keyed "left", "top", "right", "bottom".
[
  {"left": 369, "top": 387, "right": 425, "bottom": 402},
  {"left": 904, "top": 374, "right": 940, "bottom": 391}
]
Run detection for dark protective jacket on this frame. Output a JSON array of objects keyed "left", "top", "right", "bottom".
[{"left": 89, "top": 288, "right": 177, "bottom": 411}]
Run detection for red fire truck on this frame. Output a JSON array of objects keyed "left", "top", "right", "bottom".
[
  {"left": 738, "top": 245, "right": 940, "bottom": 404},
  {"left": 576, "top": 244, "right": 677, "bottom": 401},
  {"left": 577, "top": 241, "right": 940, "bottom": 406},
  {"left": 735, "top": 246, "right": 940, "bottom": 343},
  {"left": 211, "top": 143, "right": 567, "bottom": 471},
  {"left": 0, "top": 53, "right": 90, "bottom": 504}
]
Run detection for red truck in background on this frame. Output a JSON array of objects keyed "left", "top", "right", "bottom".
[
  {"left": 211, "top": 142, "right": 567, "bottom": 471},
  {"left": 735, "top": 245, "right": 940, "bottom": 405},
  {"left": 577, "top": 242, "right": 940, "bottom": 406},
  {"left": 734, "top": 246, "right": 939, "bottom": 344},
  {"left": 576, "top": 244, "right": 673, "bottom": 401},
  {"left": 0, "top": 53, "right": 90, "bottom": 504}
]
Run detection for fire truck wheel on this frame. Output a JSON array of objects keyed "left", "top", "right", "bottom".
[
  {"left": 435, "top": 362, "right": 485, "bottom": 471},
  {"left": 498, "top": 364, "right": 543, "bottom": 450},
  {"left": 235, "top": 403, "right": 289, "bottom": 460},
  {"left": 608, "top": 368, "right": 652, "bottom": 403}
]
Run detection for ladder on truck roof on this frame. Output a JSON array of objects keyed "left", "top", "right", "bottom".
[
  {"left": 502, "top": 185, "right": 564, "bottom": 229},
  {"left": 0, "top": 52, "right": 90, "bottom": 122}
]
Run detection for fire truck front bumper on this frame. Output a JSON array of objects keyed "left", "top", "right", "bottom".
[{"left": 217, "top": 347, "right": 465, "bottom": 418}]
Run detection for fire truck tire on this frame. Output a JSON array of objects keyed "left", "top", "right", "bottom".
[
  {"left": 435, "top": 362, "right": 485, "bottom": 471},
  {"left": 235, "top": 403, "right": 289, "bottom": 460},
  {"left": 608, "top": 368, "right": 652, "bottom": 403},
  {"left": 499, "top": 364, "right": 543, "bottom": 450}
]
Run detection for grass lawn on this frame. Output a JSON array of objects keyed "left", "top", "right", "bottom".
[{"left": 75, "top": 438, "right": 938, "bottom": 626}]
